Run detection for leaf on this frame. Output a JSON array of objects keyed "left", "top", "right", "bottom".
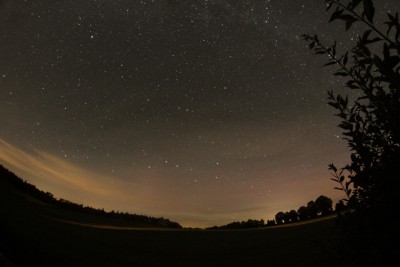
[
  {"left": 385, "top": 14, "right": 396, "bottom": 35},
  {"left": 363, "top": 0, "right": 375, "bottom": 23},
  {"left": 329, "top": 9, "right": 344, "bottom": 23},
  {"left": 328, "top": 102, "right": 340, "bottom": 109},
  {"left": 346, "top": 80, "right": 359, "bottom": 89},
  {"left": 365, "top": 37, "right": 383, "bottom": 44},
  {"left": 383, "top": 43, "right": 390, "bottom": 59},
  {"left": 345, "top": 17, "right": 358, "bottom": 31},
  {"left": 362, "top": 30, "right": 372, "bottom": 41},
  {"left": 350, "top": 0, "right": 363, "bottom": 10},
  {"left": 338, "top": 15, "right": 358, "bottom": 31},
  {"left": 328, "top": 164, "right": 337, "bottom": 172},
  {"left": 332, "top": 41, "right": 337, "bottom": 56},
  {"left": 373, "top": 55, "right": 384, "bottom": 68},
  {"left": 346, "top": 181, "right": 351, "bottom": 189},
  {"left": 343, "top": 51, "right": 349, "bottom": 66}
]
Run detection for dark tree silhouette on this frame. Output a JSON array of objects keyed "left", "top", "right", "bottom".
[
  {"left": 206, "top": 219, "right": 265, "bottom": 230},
  {"left": 306, "top": 201, "right": 318, "bottom": 219},
  {"left": 315, "top": 195, "right": 333, "bottom": 216},
  {"left": 266, "top": 219, "right": 276, "bottom": 226},
  {"left": 275, "top": 211, "right": 285, "bottom": 225},
  {"left": 335, "top": 200, "right": 346, "bottom": 214},
  {"left": 282, "top": 211, "right": 291, "bottom": 224},
  {"left": 297, "top": 206, "right": 309, "bottom": 221},
  {"left": 288, "top": 210, "right": 299, "bottom": 222},
  {"left": 303, "top": 0, "right": 400, "bottom": 265}
]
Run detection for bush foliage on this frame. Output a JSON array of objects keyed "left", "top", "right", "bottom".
[{"left": 303, "top": 0, "right": 399, "bottom": 265}]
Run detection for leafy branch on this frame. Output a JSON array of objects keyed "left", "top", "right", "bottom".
[
  {"left": 303, "top": 0, "right": 400, "bottom": 208},
  {"left": 329, "top": 163, "right": 353, "bottom": 201}
]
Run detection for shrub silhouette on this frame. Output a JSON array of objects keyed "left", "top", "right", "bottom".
[{"left": 303, "top": 0, "right": 400, "bottom": 265}]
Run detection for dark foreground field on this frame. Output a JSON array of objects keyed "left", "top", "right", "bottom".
[{"left": 0, "top": 177, "right": 344, "bottom": 267}]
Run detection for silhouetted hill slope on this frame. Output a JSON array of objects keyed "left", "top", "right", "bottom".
[
  {"left": 0, "top": 165, "right": 344, "bottom": 267},
  {"left": 0, "top": 165, "right": 181, "bottom": 229}
]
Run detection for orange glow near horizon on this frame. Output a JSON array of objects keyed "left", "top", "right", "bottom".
[{"left": 0, "top": 138, "right": 345, "bottom": 228}]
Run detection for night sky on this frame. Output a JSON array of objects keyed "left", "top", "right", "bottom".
[{"left": 1, "top": 0, "right": 398, "bottom": 227}]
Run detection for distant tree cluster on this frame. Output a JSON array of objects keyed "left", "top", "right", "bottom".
[
  {"left": 274, "top": 195, "right": 334, "bottom": 225},
  {"left": 206, "top": 195, "right": 334, "bottom": 230},
  {"left": 206, "top": 219, "right": 265, "bottom": 230},
  {"left": 0, "top": 165, "right": 182, "bottom": 229}
]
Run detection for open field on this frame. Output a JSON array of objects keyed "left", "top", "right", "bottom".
[{"left": 0, "top": 176, "right": 344, "bottom": 267}]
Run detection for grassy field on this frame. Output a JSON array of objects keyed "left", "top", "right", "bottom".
[{"left": 0, "top": 176, "right": 344, "bottom": 267}]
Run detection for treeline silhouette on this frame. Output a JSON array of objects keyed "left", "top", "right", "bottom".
[
  {"left": 0, "top": 165, "right": 182, "bottom": 229},
  {"left": 274, "top": 195, "right": 333, "bottom": 224},
  {"left": 206, "top": 219, "right": 266, "bottom": 230},
  {"left": 206, "top": 195, "right": 335, "bottom": 230}
]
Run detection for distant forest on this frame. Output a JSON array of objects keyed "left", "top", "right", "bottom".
[
  {"left": 0, "top": 165, "right": 182, "bottom": 229},
  {"left": 207, "top": 195, "right": 339, "bottom": 230}
]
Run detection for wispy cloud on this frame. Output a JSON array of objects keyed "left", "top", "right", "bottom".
[
  {"left": 0, "top": 138, "right": 201, "bottom": 225},
  {"left": 0, "top": 138, "right": 129, "bottom": 208}
]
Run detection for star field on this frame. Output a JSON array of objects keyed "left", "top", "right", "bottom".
[{"left": 1, "top": 0, "right": 398, "bottom": 227}]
